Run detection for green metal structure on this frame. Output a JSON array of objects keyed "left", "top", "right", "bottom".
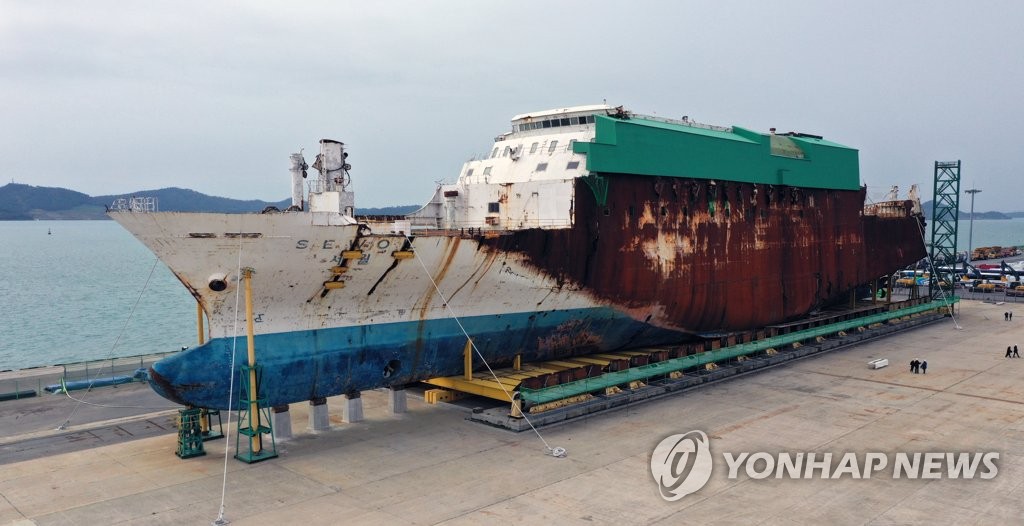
[
  {"left": 175, "top": 407, "right": 206, "bottom": 459},
  {"left": 201, "top": 408, "right": 224, "bottom": 441},
  {"left": 573, "top": 115, "right": 861, "bottom": 194},
  {"left": 929, "top": 161, "right": 961, "bottom": 298},
  {"left": 234, "top": 364, "right": 278, "bottom": 464},
  {"left": 518, "top": 298, "right": 956, "bottom": 406}
]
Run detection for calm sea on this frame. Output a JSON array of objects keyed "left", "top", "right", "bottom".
[
  {"left": 0, "top": 220, "right": 195, "bottom": 371},
  {"left": 1, "top": 218, "right": 1023, "bottom": 371}
]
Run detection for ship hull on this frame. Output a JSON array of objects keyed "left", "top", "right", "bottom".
[
  {"left": 111, "top": 175, "right": 925, "bottom": 410},
  {"left": 149, "top": 306, "right": 684, "bottom": 409}
]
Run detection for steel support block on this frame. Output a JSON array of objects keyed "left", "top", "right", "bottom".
[
  {"left": 343, "top": 392, "right": 364, "bottom": 423},
  {"left": 273, "top": 405, "right": 293, "bottom": 440},
  {"left": 308, "top": 397, "right": 330, "bottom": 432},
  {"left": 388, "top": 386, "right": 407, "bottom": 414}
]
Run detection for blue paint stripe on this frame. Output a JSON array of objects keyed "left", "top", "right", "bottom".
[{"left": 150, "top": 307, "right": 688, "bottom": 409}]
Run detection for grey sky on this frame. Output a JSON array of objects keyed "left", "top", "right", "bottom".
[{"left": 3, "top": 1, "right": 1022, "bottom": 211}]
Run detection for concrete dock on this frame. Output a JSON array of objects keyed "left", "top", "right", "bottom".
[{"left": 2, "top": 299, "right": 1023, "bottom": 525}]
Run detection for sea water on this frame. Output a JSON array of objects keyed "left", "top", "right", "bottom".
[
  {"left": 955, "top": 218, "right": 1024, "bottom": 254},
  {"left": 0, "top": 220, "right": 195, "bottom": 370},
  {"left": 1, "top": 218, "right": 1022, "bottom": 371}
]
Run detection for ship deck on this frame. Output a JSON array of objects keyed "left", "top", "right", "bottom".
[{"left": 2, "top": 299, "right": 1023, "bottom": 525}]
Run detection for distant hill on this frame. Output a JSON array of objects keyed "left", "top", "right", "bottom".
[
  {"left": 920, "top": 200, "right": 1013, "bottom": 220},
  {"left": 0, "top": 184, "right": 97, "bottom": 220},
  {"left": 360, "top": 205, "right": 421, "bottom": 215},
  {"left": 0, "top": 183, "right": 418, "bottom": 220}
]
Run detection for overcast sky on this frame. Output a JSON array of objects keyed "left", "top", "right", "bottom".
[{"left": 3, "top": 1, "right": 1022, "bottom": 211}]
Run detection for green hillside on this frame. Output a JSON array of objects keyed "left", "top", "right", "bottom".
[{"left": 0, "top": 183, "right": 418, "bottom": 219}]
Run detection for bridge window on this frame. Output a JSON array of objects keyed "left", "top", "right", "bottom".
[
  {"left": 536, "top": 163, "right": 548, "bottom": 172},
  {"left": 466, "top": 168, "right": 474, "bottom": 177},
  {"left": 483, "top": 166, "right": 492, "bottom": 175},
  {"left": 530, "top": 142, "right": 539, "bottom": 154},
  {"left": 490, "top": 147, "right": 499, "bottom": 158},
  {"left": 548, "top": 140, "right": 558, "bottom": 154},
  {"left": 566, "top": 161, "right": 580, "bottom": 169},
  {"left": 488, "top": 202, "right": 500, "bottom": 213}
]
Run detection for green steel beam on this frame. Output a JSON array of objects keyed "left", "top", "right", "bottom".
[{"left": 519, "top": 299, "right": 956, "bottom": 405}]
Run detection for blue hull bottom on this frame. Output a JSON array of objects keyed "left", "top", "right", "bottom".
[{"left": 149, "top": 307, "right": 690, "bottom": 409}]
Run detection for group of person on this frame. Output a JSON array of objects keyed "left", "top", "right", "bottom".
[
  {"left": 1005, "top": 311, "right": 1014, "bottom": 321},
  {"left": 1006, "top": 345, "right": 1020, "bottom": 358},
  {"left": 909, "top": 359, "right": 927, "bottom": 373}
]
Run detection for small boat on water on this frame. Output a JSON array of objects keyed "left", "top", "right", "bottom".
[{"left": 109, "top": 104, "right": 926, "bottom": 409}]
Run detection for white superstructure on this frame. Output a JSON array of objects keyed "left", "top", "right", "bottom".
[{"left": 408, "top": 105, "right": 610, "bottom": 231}]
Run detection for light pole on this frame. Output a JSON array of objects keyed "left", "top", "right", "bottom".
[{"left": 965, "top": 188, "right": 981, "bottom": 266}]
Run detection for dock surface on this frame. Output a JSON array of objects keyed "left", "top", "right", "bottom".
[{"left": 2, "top": 299, "right": 1023, "bottom": 525}]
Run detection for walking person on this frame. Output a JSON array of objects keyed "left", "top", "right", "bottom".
[
  {"left": 921, "top": 361, "right": 927, "bottom": 374},
  {"left": 1011, "top": 312, "right": 1014, "bottom": 321},
  {"left": 1005, "top": 312, "right": 1010, "bottom": 321},
  {"left": 1015, "top": 345, "right": 1020, "bottom": 358},
  {"left": 1007, "top": 346, "right": 1013, "bottom": 358},
  {"left": 910, "top": 360, "right": 916, "bottom": 372}
]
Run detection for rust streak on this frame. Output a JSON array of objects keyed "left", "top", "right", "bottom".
[{"left": 478, "top": 176, "right": 925, "bottom": 336}]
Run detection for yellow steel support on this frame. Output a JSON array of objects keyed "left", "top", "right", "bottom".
[
  {"left": 463, "top": 339, "right": 473, "bottom": 381},
  {"left": 323, "top": 281, "right": 345, "bottom": 290},
  {"left": 593, "top": 353, "right": 634, "bottom": 362},
  {"left": 544, "top": 360, "right": 592, "bottom": 369},
  {"left": 569, "top": 356, "right": 616, "bottom": 367},
  {"left": 423, "top": 376, "right": 517, "bottom": 401},
  {"left": 513, "top": 354, "right": 521, "bottom": 371},
  {"left": 196, "top": 302, "right": 205, "bottom": 346},
  {"left": 243, "top": 269, "right": 261, "bottom": 455},
  {"left": 392, "top": 250, "right": 415, "bottom": 260},
  {"left": 615, "top": 350, "right": 655, "bottom": 358},
  {"left": 330, "top": 265, "right": 348, "bottom": 274},
  {"left": 341, "top": 250, "right": 363, "bottom": 259},
  {"left": 424, "top": 388, "right": 465, "bottom": 404},
  {"left": 511, "top": 399, "right": 523, "bottom": 418}
]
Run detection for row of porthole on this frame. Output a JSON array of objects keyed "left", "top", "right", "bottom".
[
  {"left": 489, "top": 138, "right": 577, "bottom": 160},
  {"left": 467, "top": 159, "right": 581, "bottom": 179}
]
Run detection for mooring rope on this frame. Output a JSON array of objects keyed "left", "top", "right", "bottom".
[
  {"left": 55, "top": 257, "right": 163, "bottom": 430},
  {"left": 59, "top": 384, "right": 177, "bottom": 410},
  {"left": 402, "top": 233, "right": 566, "bottom": 458},
  {"left": 213, "top": 233, "right": 245, "bottom": 526}
]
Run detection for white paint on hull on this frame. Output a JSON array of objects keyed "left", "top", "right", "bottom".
[{"left": 109, "top": 211, "right": 605, "bottom": 341}]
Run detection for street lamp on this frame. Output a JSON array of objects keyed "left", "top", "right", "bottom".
[{"left": 965, "top": 187, "right": 981, "bottom": 266}]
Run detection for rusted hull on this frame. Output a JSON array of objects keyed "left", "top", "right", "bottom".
[{"left": 486, "top": 175, "right": 926, "bottom": 334}]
